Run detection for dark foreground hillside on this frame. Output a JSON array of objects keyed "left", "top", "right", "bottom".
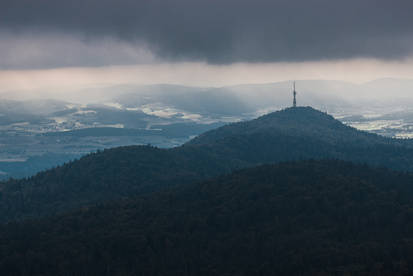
[
  {"left": 2, "top": 160, "right": 413, "bottom": 275},
  {"left": 2, "top": 107, "right": 413, "bottom": 222}
]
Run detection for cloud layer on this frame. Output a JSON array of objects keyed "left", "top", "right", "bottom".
[
  {"left": 1, "top": 0, "right": 413, "bottom": 68},
  {"left": 0, "top": 32, "right": 157, "bottom": 69}
]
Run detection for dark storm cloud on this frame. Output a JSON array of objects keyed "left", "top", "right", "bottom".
[{"left": 1, "top": 0, "right": 413, "bottom": 65}]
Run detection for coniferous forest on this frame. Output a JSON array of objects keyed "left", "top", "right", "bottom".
[
  {"left": 2, "top": 107, "right": 413, "bottom": 275},
  {"left": 2, "top": 160, "right": 413, "bottom": 275}
]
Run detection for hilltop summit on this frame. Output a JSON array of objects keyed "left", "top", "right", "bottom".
[{"left": 188, "top": 106, "right": 379, "bottom": 147}]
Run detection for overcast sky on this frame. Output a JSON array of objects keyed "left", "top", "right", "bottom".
[{"left": 1, "top": 0, "right": 413, "bottom": 97}]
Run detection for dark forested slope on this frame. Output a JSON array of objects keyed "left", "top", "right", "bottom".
[
  {"left": 2, "top": 106, "right": 413, "bottom": 222},
  {"left": 187, "top": 106, "right": 412, "bottom": 165},
  {"left": 2, "top": 160, "right": 413, "bottom": 275},
  {"left": 0, "top": 145, "right": 240, "bottom": 221}
]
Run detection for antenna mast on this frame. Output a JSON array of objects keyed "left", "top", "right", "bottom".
[{"left": 293, "top": 81, "right": 297, "bottom": 108}]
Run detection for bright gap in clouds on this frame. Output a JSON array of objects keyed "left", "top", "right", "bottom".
[{"left": 1, "top": 58, "right": 413, "bottom": 103}]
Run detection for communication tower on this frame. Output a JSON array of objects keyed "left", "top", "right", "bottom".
[{"left": 293, "top": 81, "right": 297, "bottom": 108}]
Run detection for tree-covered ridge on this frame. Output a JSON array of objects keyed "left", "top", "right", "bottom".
[
  {"left": 189, "top": 106, "right": 390, "bottom": 145},
  {"left": 0, "top": 145, "right": 239, "bottom": 222},
  {"left": 184, "top": 107, "right": 413, "bottom": 170},
  {"left": 2, "top": 106, "right": 413, "bottom": 222},
  {"left": 2, "top": 160, "right": 413, "bottom": 275}
]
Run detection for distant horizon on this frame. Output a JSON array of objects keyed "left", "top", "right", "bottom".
[
  {"left": 2, "top": 76, "right": 413, "bottom": 103},
  {"left": 2, "top": 58, "right": 413, "bottom": 102}
]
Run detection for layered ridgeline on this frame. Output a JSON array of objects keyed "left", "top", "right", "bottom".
[
  {"left": 2, "top": 160, "right": 413, "bottom": 275},
  {"left": 1, "top": 106, "right": 413, "bottom": 222}
]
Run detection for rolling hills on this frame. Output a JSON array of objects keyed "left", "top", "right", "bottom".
[{"left": 2, "top": 106, "right": 413, "bottom": 222}]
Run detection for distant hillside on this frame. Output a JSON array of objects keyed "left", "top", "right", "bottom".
[
  {"left": 2, "top": 160, "right": 413, "bottom": 275},
  {"left": 2, "top": 107, "right": 413, "bottom": 222},
  {"left": 112, "top": 79, "right": 413, "bottom": 115},
  {"left": 43, "top": 122, "right": 224, "bottom": 139}
]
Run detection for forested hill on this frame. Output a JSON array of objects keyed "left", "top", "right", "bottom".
[
  {"left": 2, "top": 160, "right": 413, "bottom": 275},
  {"left": 188, "top": 106, "right": 397, "bottom": 148},
  {"left": 2, "top": 106, "right": 413, "bottom": 222},
  {"left": 184, "top": 106, "right": 413, "bottom": 169}
]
